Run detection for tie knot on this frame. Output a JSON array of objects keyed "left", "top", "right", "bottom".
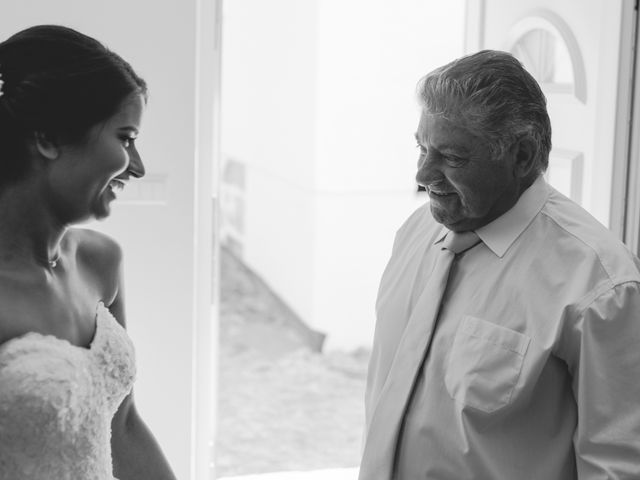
[{"left": 442, "top": 230, "right": 480, "bottom": 254}]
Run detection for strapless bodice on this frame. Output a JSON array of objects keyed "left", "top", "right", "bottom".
[{"left": 0, "top": 302, "right": 136, "bottom": 480}]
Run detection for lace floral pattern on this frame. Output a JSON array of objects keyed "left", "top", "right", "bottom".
[{"left": 0, "top": 303, "right": 136, "bottom": 480}]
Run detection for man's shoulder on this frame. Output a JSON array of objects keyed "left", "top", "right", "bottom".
[
  {"left": 541, "top": 189, "right": 621, "bottom": 249},
  {"left": 538, "top": 190, "right": 640, "bottom": 283}
]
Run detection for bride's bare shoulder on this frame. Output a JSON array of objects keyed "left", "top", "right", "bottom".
[
  {"left": 67, "top": 227, "right": 122, "bottom": 259},
  {"left": 66, "top": 228, "right": 123, "bottom": 302}
]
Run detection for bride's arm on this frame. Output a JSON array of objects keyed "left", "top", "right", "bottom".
[{"left": 111, "top": 391, "right": 177, "bottom": 480}]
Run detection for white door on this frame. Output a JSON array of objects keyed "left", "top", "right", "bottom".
[{"left": 465, "top": 0, "right": 637, "bottom": 233}]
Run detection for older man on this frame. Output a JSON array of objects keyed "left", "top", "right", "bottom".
[{"left": 360, "top": 50, "right": 640, "bottom": 479}]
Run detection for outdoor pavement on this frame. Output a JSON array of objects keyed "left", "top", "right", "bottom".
[{"left": 216, "top": 247, "right": 369, "bottom": 478}]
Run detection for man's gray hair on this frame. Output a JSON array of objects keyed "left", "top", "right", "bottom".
[{"left": 417, "top": 50, "right": 552, "bottom": 174}]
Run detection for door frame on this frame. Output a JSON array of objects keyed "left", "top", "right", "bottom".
[
  {"left": 193, "top": 0, "right": 222, "bottom": 477},
  {"left": 615, "top": 0, "right": 640, "bottom": 253}
]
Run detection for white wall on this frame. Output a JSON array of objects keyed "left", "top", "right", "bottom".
[
  {"left": 0, "top": 2, "right": 216, "bottom": 479},
  {"left": 221, "top": 1, "right": 466, "bottom": 349}
]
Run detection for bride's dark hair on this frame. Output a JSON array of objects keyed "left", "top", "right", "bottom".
[{"left": 0, "top": 25, "right": 147, "bottom": 187}]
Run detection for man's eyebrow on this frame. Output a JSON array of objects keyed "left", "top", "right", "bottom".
[
  {"left": 437, "top": 144, "right": 468, "bottom": 155},
  {"left": 415, "top": 135, "right": 466, "bottom": 154},
  {"left": 414, "top": 132, "right": 470, "bottom": 155}
]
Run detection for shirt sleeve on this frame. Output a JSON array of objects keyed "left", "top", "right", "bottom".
[{"left": 569, "top": 281, "right": 640, "bottom": 478}]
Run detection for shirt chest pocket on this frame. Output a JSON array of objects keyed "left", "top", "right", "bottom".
[{"left": 444, "top": 316, "right": 530, "bottom": 414}]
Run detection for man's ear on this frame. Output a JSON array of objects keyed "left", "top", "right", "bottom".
[
  {"left": 510, "top": 136, "right": 537, "bottom": 180},
  {"left": 33, "top": 131, "right": 60, "bottom": 160}
]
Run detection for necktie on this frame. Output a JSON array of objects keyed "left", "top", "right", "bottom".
[{"left": 359, "top": 230, "right": 480, "bottom": 480}]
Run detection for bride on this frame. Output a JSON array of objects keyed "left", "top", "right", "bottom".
[{"left": 0, "top": 25, "right": 176, "bottom": 479}]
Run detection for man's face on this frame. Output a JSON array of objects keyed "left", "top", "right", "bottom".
[{"left": 415, "top": 110, "right": 521, "bottom": 232}]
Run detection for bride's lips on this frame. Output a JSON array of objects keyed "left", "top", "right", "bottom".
[{"left": 106, "top": 178, "right": 127, "bottom": 198}]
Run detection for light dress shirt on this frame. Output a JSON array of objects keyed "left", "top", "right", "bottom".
[{"left": 363, "top": 176, "right": 640, "bottom": 479}]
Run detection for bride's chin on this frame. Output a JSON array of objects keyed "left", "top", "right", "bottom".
[{"left": 90, "top": 197, "right": 113, "bottom": 220}]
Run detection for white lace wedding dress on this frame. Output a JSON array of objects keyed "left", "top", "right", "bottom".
[{"left": 0, "top": 302, "right": 136, "bottom": 480}]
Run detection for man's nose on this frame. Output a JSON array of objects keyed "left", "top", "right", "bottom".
[
  {"left": 415, "top": 152, "right": 440, "bottom": 186},
  {"left": 128, "top": 148, "right": 146, "bottom": 179}
]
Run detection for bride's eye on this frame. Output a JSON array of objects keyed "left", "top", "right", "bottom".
[{"left": 120, "top": 136, "right": 136, "bottom": 148}]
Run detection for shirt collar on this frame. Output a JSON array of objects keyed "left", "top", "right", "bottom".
[
  {"left": 434, "top": 175, "right": 550, "bottom": 258},
  {"left": 476, "top": 175, "right": 549, "bottom": 257}
]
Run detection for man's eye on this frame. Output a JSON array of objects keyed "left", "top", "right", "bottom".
[
  {"left": 121, "top": 137, "right": 136, "bottom": 148},
  {"left": 416, "top": 144, "right": 427, "bottom": 155},
  {"left": 444, "top": 155, "right": 465, "bottom": 167}
]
